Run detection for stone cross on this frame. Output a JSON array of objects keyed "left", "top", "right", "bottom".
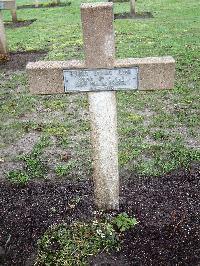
[
  {"left": 0, "top": 11, "right": 8, "bottom": 59},
  {"left": 0, "top": 0, "right": 17, "bottom": 23},
  {"left": 26, "top": 2, "right": 175, "bottom": 210}
]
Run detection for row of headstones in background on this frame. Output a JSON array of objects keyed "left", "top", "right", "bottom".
[
  {"left": 0, "top": 0, "right": 69, "bottom": 60},
  {"left": 27, "top": 3, "right": 175, "bottom": 210},
  {"left": 109, "top": 0, "right": 136, "bottom": 17},
  {"left": 0, "top": 0, "right": 62, "bottom": 23},
  {"left": 0, "top": 0, "right": 17, "bottom": 23}
]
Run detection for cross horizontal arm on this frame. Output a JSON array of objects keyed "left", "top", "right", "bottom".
[
  {"left": 0, "top": 0, "right": 16, "bottom": 10},
  {"left": 27, "top": 56, "right": 175, "bottom": 94}
]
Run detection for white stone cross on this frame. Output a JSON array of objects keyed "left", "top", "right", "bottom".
[
  {"left": 26, "top": 2, "right": 175, "bottom": 210},
  {"left": 0, "top": 0, "right": 17, "bottom": 23},
  {"left": 0, "top": 11, "right": 8, "bottom": 59}
]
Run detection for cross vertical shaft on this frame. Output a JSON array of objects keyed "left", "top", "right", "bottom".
[{"left": 81, "top": 3, "right": 119, "bottom": 210}]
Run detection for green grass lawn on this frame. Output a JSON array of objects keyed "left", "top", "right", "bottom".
[{"left": 0, "top": 0, "right": 199, "bottom": 183}]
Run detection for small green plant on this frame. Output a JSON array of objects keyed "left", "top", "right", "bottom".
[
  {"left": 7, "top": 170, "right": 29, "bottom": 185},
  {"left": 23, "top": 156, "right": 46, "bottom": 178},
  {"left": 35, "top": 220, "right": 119, "bottom": 266},
  {"left": 113, "top": 213, "right": 138, "bottom": 232},
  {"left": 35, "top": 214, "right": 138, "bottom": 265},
  {"left": 152, "top": 130, "right": 169, "bottom": 141},
  {"left": 55, "top": 161, "right": 75, "bottom": 177},
  {"left": 21, "top": 136, "right": 50, "bottom": 179},
  {"left": 6, "top": 137, "right": 50, "bottom": 184}
]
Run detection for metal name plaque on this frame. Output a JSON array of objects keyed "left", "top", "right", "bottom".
[{"left": 63, "top": 67, "right": 139, "bottom": 92}]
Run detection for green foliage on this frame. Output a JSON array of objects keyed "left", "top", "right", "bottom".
[
  {"left": 152, "top": 130, "right": 169, "bottom": 141},
  {"left": 44, "top": 124, "right": 70, "bottom": 138},
  {"left": 35, "top": 220, "right": 119, "bottom": 266},
  {"left": 55, "top": 161, "right": 75, "bottom": 177},
  {"left": 23, "top": 156, "right": 46, "bottom": 179},
  {"left": 113, "top": 213, "right": 138, "bottom": 232},
  {"left": 6, "top": 137, "right": 50, "bottom": 184},
  {"left": 21, "top": 136, "right": 50, "bottom": 179},
  {"left": 35, "top": 214, "right": 138, "bottom": 265},
  {"left": 7, "top": 170, "right": 29, "bottom": 185}
]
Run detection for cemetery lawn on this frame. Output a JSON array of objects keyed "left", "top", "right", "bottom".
[{"left": 0, "top": 0, "right": 199, "bottom": 265}]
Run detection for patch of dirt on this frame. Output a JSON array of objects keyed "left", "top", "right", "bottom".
[
  {"left": 0, "top": 132, "right": 40, "bottom": 159},
  {"left": 0, "top": 132, "right": 41, "bottom": 180},
  {"left": 4, "top": 19, "right": 37, "bottom": 29},
  {"left": 41, "top": 146, "right": 71, "bottom": 169},
  {"left": 0, "top": 161, "right": 24, "bottom": 180},
  {"left": 113, "top": 0, "right": 129, "bottom": 2},
  {"left": 0, "top": 163, "right": 199, "bottom": 265},
  {"left": 17, "top": 2, "right": 71, "bottom": 9},
  {"left": 114, "top": 12, "right": 153, "bottom": 20},
  {"left": 0, "top": 51, "right": 47, "bottom": 71}
]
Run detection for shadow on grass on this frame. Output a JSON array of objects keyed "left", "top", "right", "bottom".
[
  {"left": 0, "top": 50, "right": 48, "bottom": 71},
  {"left": 114, "top": 12, "right": 153, "bottom": 20},
  {"left": 4, "top": 19, "right": 37, "bottom": 28},
  {"left": 17, "top": 1, "right": 71, "bottom": 9}
]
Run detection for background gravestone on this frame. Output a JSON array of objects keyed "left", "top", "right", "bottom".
[
  {"left": 0, "top": 11, "right": 8, "bottom": 59},
  {"left": 0, "top": 0, "right": 17, "bottom": 23}
]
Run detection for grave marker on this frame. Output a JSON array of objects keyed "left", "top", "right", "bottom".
[
  {"left": 130, "top": 0, "right": 136, "bottom": 16},
  {"left": 26, "top": 2, "right": 175, "bottom": 210},
  {"left": 0, "top": 0, "right": 17, "bottom": 23},
  {"left": 0, "top": 11, "right": 8, "bottom": 59},
  {"left": 35, "top": 0, "right": 39, "bottom": 8}
]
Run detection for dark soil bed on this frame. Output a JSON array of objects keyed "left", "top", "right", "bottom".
[
  {"left": 17, "top": 2, "right": 71, "bottom": 9},
  {"left": 0, "top": 51, "right": 47, "bottom": 71},
  {"left": 114, "top": 12, "right": 153, "bottom": 20},
  {"left": 4, "top": 19, "right": 37, "bottom": 29},
  {"left": 0, "top": 163, "right": 199, "bottom": 265}
]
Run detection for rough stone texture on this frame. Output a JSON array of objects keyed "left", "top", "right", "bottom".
[
  {"left": 81, "top": 2, "right": 115, "bottom": 68},
  {"left": 0, "top": 0, "right": 16, "bottom": 10},
  {"left": 116, "top": 56, "right": 175, "bottom": 90},
  {"left": 81, "top": 2, "right": 119, "bottom": 210},
  {"left": 27, "top": 60, "right": 84, "bottom": 95},
  {"left": 88, "top": 91, "right": 119, "bottom": 209},
  {"left": 26, "top": 56, "right": 175, "bottom": 94},
  {"left": 0, "top": 12, "right": 7, "bottom": 57}
]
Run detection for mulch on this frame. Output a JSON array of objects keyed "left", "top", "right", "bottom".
[
  {"left": 17, "top": 2, "right": 71, "bottom": 9},
  {"left": 0, "top": 51, "right": 48, "bottom": 71},
  {"left": 0, "top": 163, "right": 199, "bottom": 265},
  {"left": 4, "top": 20, "right": 37, "bottom": 29},
  {"left": 114, "top": 12, "right": 153, "bottom": 20}
]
